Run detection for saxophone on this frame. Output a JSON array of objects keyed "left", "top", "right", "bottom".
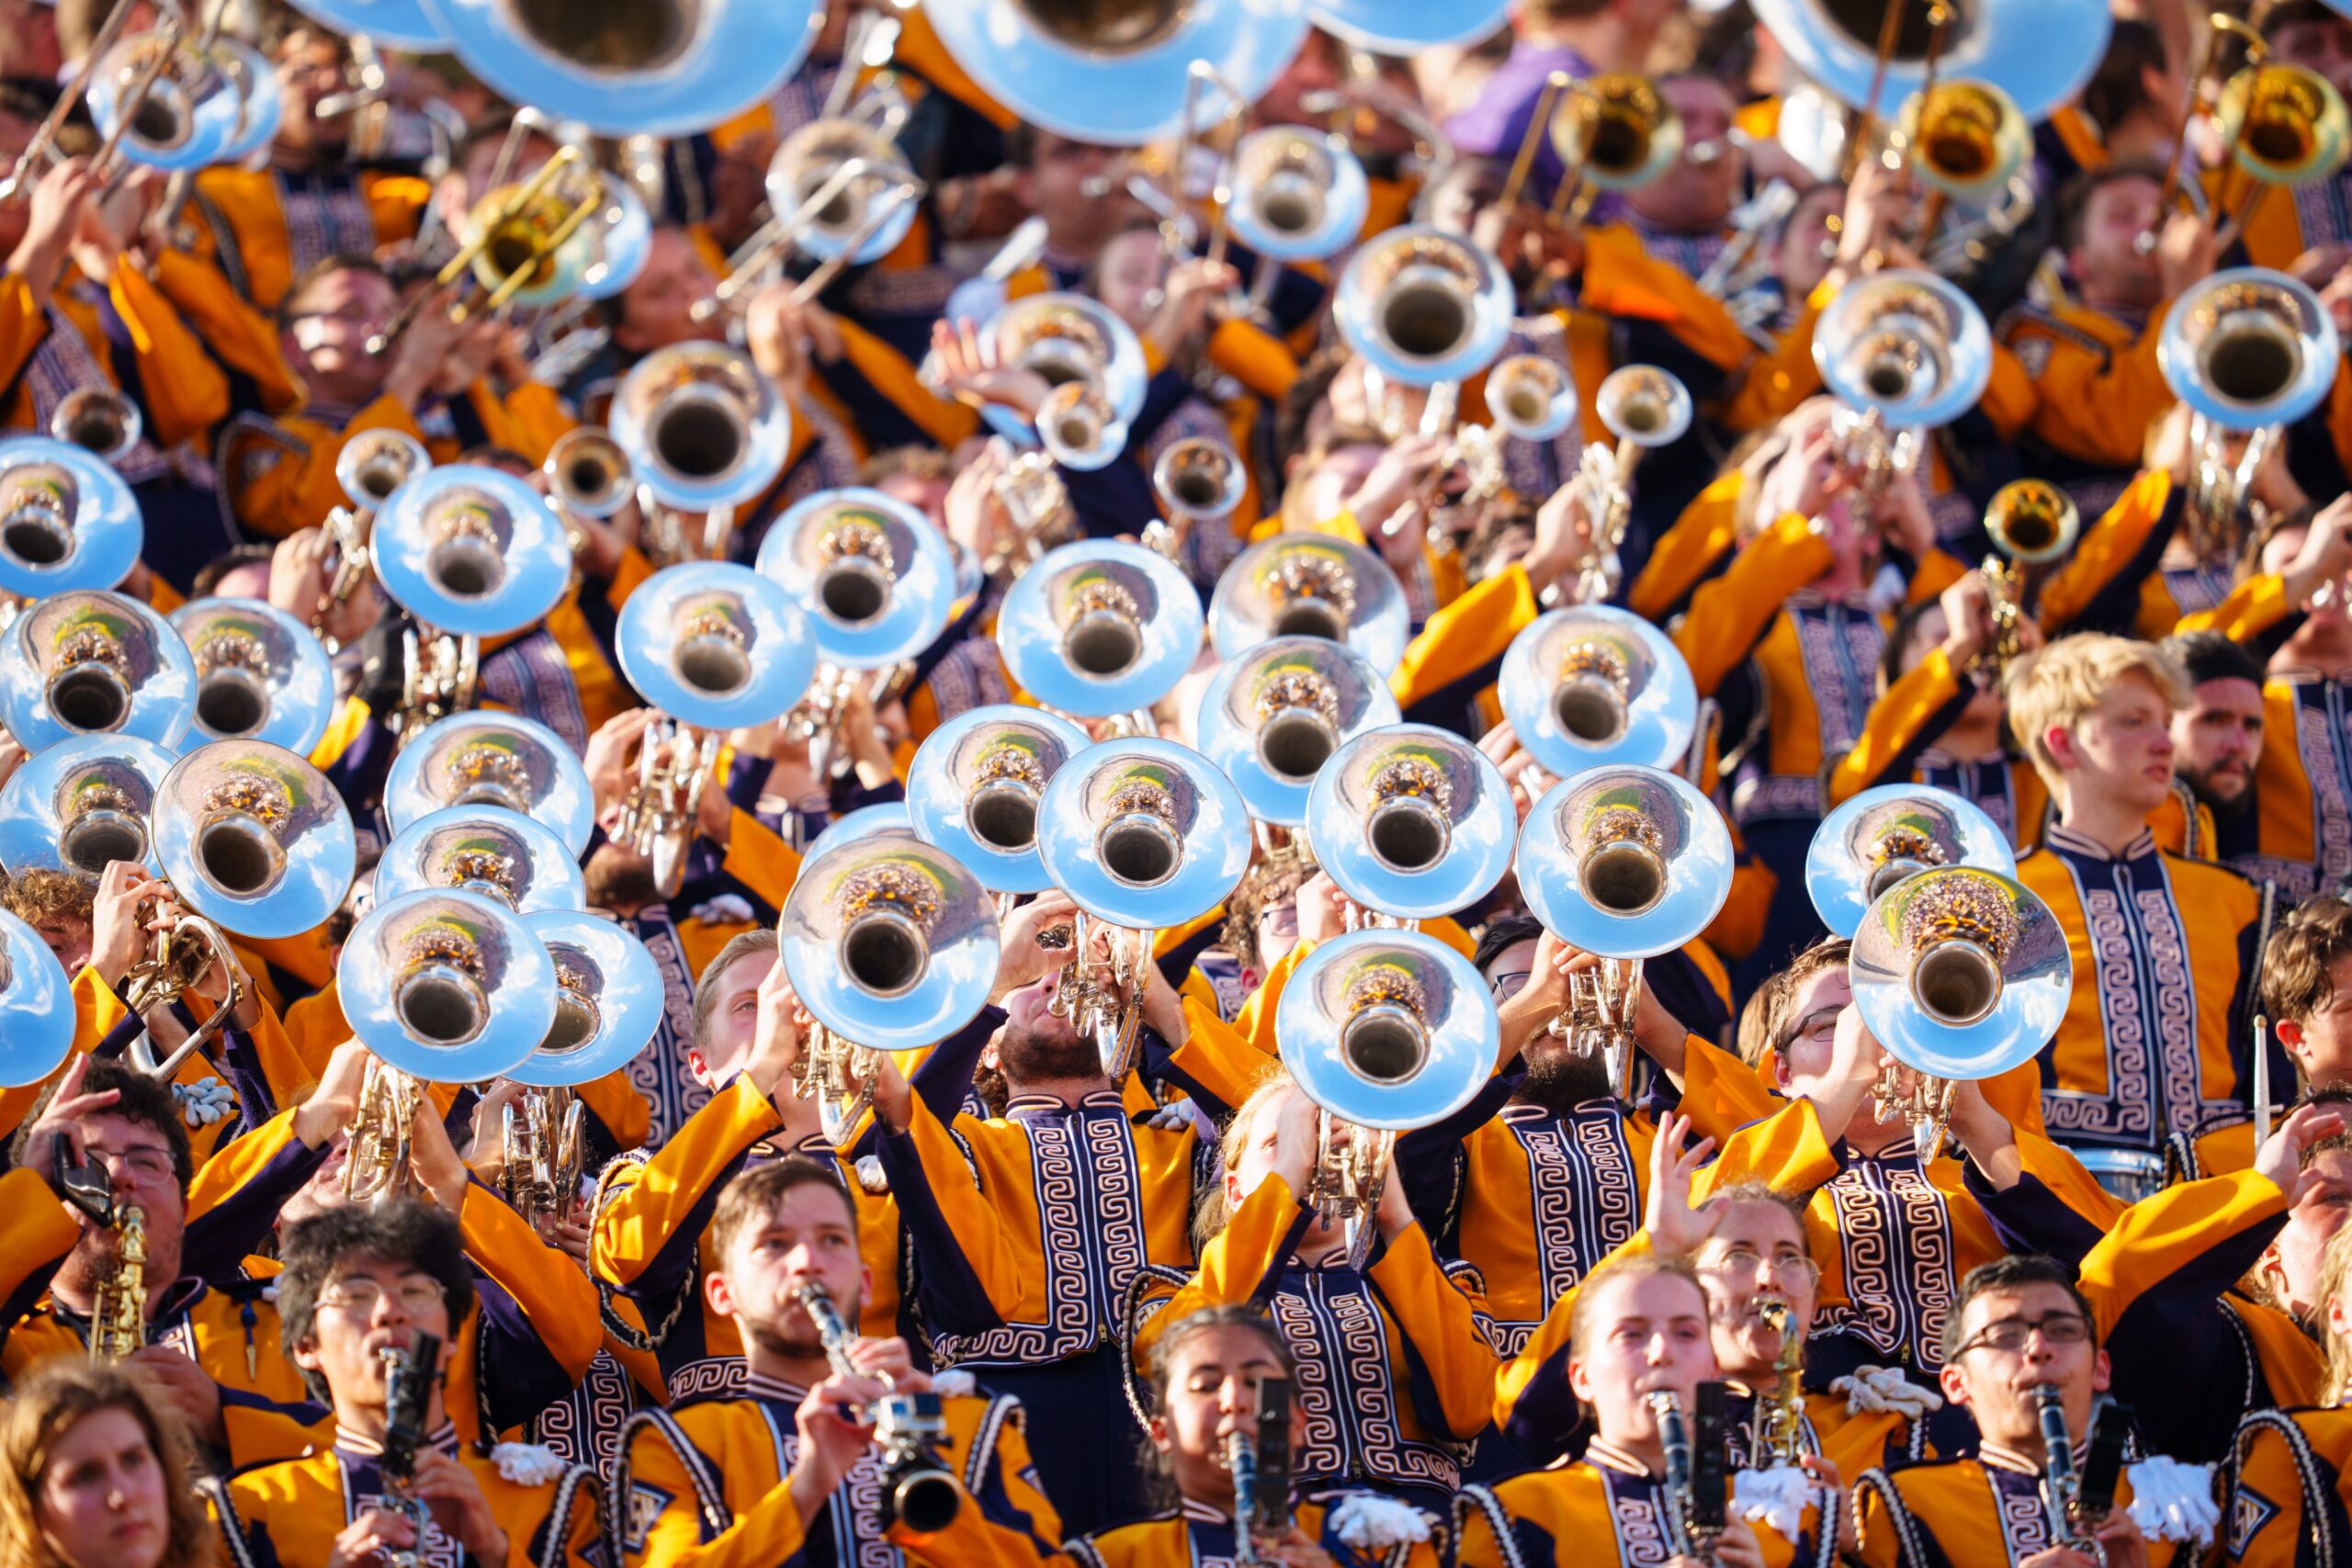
[
  {"left": 87, "top": 1204, "right": 149, "bottom": 1362},
  {"left": 1752, "top": 1298, "right": 1806, "bottom": 1466}
]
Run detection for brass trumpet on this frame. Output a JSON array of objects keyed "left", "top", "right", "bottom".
[
  {"left": 1566, "top": 366, "right": 1691, "bottom": 604},
  {"left": 543, "top": 428, "right": 632, "bottom": 521},
  {"left": 50, "top": 388, "right": 141, "bottom": 466},
  {"left": 1498, "top": 71, "right": 1682, "bottom": 224},
  {"left": 317, "top": 429, "right": 427, "bottom": 646},
  {"left": 1979, "top": 479, "right": 2078, "bottom": 675}
]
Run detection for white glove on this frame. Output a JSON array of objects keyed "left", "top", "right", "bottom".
[
  {"left": 175, "top": 1077, "right": 237, "bottom": 1128},
  {"left": 1830, "top": 1365, "right": 1945, "bottom": 1419},
  {"left": 491, "top": 1443, "right": 568, "bottom": 1485},
  {"left": 2127, "top": 1457, "right": 2220, "bottom": 1547},
  {"left": 854, "top": 1156, "right": 890, "bottom": 1195},
  {"left": 1327, "top": 1495, "right": 1432, "bottom": 1551},
  {"left": 933, "top": 1369, "right": 977, "bottom": 1399},
  {"left": 1147, "top": 1098, "right": 1199, "bottom": 1134},
  {"left": 690, "top": 894, "right": 755, "bottom": 927},
  {"left": 1733, "top": 1466, "right": 1814, "bottom": 1540}
]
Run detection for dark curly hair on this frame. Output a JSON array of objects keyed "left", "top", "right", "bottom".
[{"left": 276, "top": 1201, "right": 476, "bottom": 1404}]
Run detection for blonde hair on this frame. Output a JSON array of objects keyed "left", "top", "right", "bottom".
[
  {"left": 2003, "top": 633, "right": 2190, "bottom": 799},
  {"left": 1197, "top": 1067, "right": 1300, "bottom": 1253},
  {"left": 0, "top": 1361, "right": 210, "bottom": 1568},
  {"left": 2322, "top": 1223, "right": 2352, "bottom": 1404},
  {"left": 1567, "top": 1254, "right": 1709, "bottom": 1363}
]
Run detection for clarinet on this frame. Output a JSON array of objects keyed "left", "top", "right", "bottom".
[
  {"left": 2032, "top": 1384, "right": 2094, "bottom": 1552},
  {"left": 1225, "top": 1430, "right": 1265, "bottom": 1567},
  {"left": 1647, "top": 1390, "right": 1723, "bottom": 1563},
  {"left": 794, "top": 1282, "right": 962, "bottom": 1534},
  {"left": 796, "top": 1281, "right": 861, "bottom": 1381},
  {"left": 378, "top": 1332, "right": 442, "bottom": 1568}
]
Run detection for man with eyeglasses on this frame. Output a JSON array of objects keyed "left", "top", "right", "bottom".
[
  {"left": 1851, "top": 1254, "right": 2163, "bottom": 1568},
  {"left": 0, "top": 1057, "right": 328, "bottom": 1475},
  {"left": 205, "top": 1200, "right": 601, "bottom": 1568}
]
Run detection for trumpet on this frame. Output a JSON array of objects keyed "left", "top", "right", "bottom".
[
  {"left": 544, "top": 428, "right": 632, "bottom": 522},
  {"left": 368, "top": 144, "right": 608, "bottom": 355},
  {"left": 2157, "top": 267, "right": 2339, "bottom": 560},
  {"left": 1036, "top": 381, "right": 1130, "bottom": 472},
  {"left": 1196, "top": 638, "right": 1400, "bottom": 830},
  {"left": 1516, "top": 765, "right": 1735, "bottom": 1099},
  {"left": 780, "top": 829, "right": 1001, "bottom": 1147},
  {"left": 318, "top": 430, "right": 427, "bottom": 643},
  {"left": 1305, "top": 725, "right": 1514, "bottom": 923},
  {"left": 51, "top": 388, "right": 141, "bottom": 466},
  {"left": 339, "top": 888, "right": 561, "bottom": 1203},
  {"left": 1488, "top": 354, "right": 1577, "bottom": 443},
  {"left": 1564, "top": 366, "right": 1692, "bottom": 604},
  {"left": 1498, "top": 605, "right": 1701, "bottom": 779},
  {"left": 614, "top": 563, "right": 817, "bottom": 897},
  {"left": 1036, "top": 739, "right": 1253, "bottom": 1078},
  {"left": 1276, "top": 929, "right": 1497, "bottom": 1268},
  {"left": 1980, "top": 479, "right": 2078, "bottom": 675},
  {"left": 1848, "top": 865, "right": 2072, "bottom": 1160},
  {"left": 0, "top": 435, "right": 144, "bottom": 599},
  {"left": 1804, "top": 784, "right": 2017, "bottom": 940},
  {"left": 1148, "top": 437, "right": 1247, "bottom": 560},
  {"left": 1895, "top": 78, "right": 2030, "bottom": 207}
]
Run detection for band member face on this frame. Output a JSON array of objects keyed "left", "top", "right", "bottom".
[
  {"left": 2040, "top": 671, "right": 2178, "bottom": 819},
  {"left": 1149, "top": 1324, "right": 1300, "bottom": 1507},
  {"left": 686, "top": 946, "right": 778, "bottom": 1090},
  {"left": 1938, "top": 1280, "right": 2109, "bottom": 1449},
  {"left": 1567, "top": 1269, "right": 1716, "bottom": 1448},
  {"left": 2260, "top": 1145, "right": 2352, "bottom": 1318},
  {"left": 613, "top": 229, "right": 723, "bottom": 356},
  {"left": 281, "top": 269, "right": 400, "bottom": 409},
  {"left": 31, "top": 915, "right": 93, "bottom": 976},
  {"left": 55, "top": 1115, "right": 184, "bottom": 1306},
  {"left": 2168, "top": 676, "right": 2265, "bottom": 811},
  {"left": 31, "top": 1405, "right": 173, "bottom": 1568},
  {"left": 2064, "top": 174, "right": 2164, "bottom": 310},
  {"left": 1774, "top": 182, "right": 1846, "bottom": 300},
  {"left": 1015, "top": 133, "right": 1145, "bottom": 248},
  {"left": 1094, "top": 228, "right": 1168, "bottom": 334},
  {"left": 293, "top": 1252, "right": 456, "bottom": 1416},
  {"left": 1692, "top": 1200, "right": 1818, "bottom": 1381},
  {"left": 707, "top": 1179, "right": 870, "bottom": 1358},
  {"left": 273, "top": 28, "right": 352, "bottom": 155},
  {"left": 1625, "top": 77, "right": 1742, "bottom": 234},
  {"left": 1282, "top": 437, "right": 1384, "bottom": 532},
  {"left": 2273, "top": 15, "right": 2352, "bottom": 100},
  {"left": 1763, "top": 967, "right": 1851, "bottom": 1100},
  {"left": 2278, "top": 965, "right": 2352, "bottom": 1090},
  {"left": 1225, "top": 1087, "right": 1344, "bottom": 1247}
]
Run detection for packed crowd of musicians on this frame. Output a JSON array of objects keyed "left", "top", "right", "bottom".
[{"left": 15, "top": 0, "right": 2352, "bottom": 1564}]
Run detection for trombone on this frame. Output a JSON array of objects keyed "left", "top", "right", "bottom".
[
  {"left": 1848, "top": 864, "right": 2071, "bottom": 1160},
  {"left": 2149, "top": 13, "right": 2350, "bottom": 254},
  {"left": 1498, "top": 71, "right": 1683, "bottom": 226},
  {"left": 1515, "top": 764, "right": 1735, "bottom": 1100},
  {"left": 1274, "top": 929, "right": 1496, "bottom": 1268},
  {"left": 1979, "top": 479, "right": 2078, "bottom": 675},
  {"left": 368, "top": 145, "right": 608, "bottom": 356},
  {"left": 1563, "top": 366, "right": 1691, "bottom": 604}
]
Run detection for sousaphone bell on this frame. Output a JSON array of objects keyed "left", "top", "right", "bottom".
[
  {"left": 1036, "top": 738, "right": 1252, "bottom": 1077},
  {"left": 167, "top": 599, "right": 336, "bottom": 756},
  {"left": 1814, "top": 269, "right": 1994, "bottom": 432},
  {"left": 0, "top": 591, "right": 195, "bottom": 753},
  {"left": 1224, "top": 125, "right": 1372, "bottom": 265},
  {"left": 1516, "top": 764, "right": 1734, "bottom": 1096},
  {"left": 1195, "top": 637, "right": 1400, "bottom": 829},
  {"left": 997, "top": 539, "right": 1204, "bottom": 724},
  {"left": 1209, "top": 534, "right": 1409, "bottom": 676},
  {"left": 0, "top": 909, "right": 73, "bottom": 1090},
  {"left": 1747, "top": 0, "right": 2110, "bottom": 124},
  {"left": 0, "top": 732, "right": 175, "bottom": 879},
  {"left": 968, "top": 292, "right": 1148, "bottom": 451},
  {"left": 780, "top": 829, "right": 1001, "bottom": 1145},
  {"left": 385, "top": 712, "right": 595, "bottom": 860},
  {"left": 0, "top": 436, "right": 142, "bottom": 598},
  {"left": 907, "top": 705, "right": 1092, "bottom": 897},
  {"left": 1276, "top": 928, "right": 1496, "bottom": 1267},
  {"left": 1499, "top": 606, "right": 1700, "bottom": 779},
  {"left": 1849, "top": 864, "right": 2070, "bottom": 1160},
  {"left": 1306, "top": 724, "right": 1514, "bottom": 921},
  {"left": 1804, "top": 784, "right": 2016, "bottom": 939},
  {"left": 373, "top": 804, "right": 589, "bottom": 916}
]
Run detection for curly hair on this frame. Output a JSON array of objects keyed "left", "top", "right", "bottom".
[
  {"left": 1217, "top": 846, "right": 1320, "bottom": 973},
  {"left": 0, "top": 1360, "right": 210, "bottom": 1568},
  {"left": 0, "top": 870, "right": 94, "bottom": 934},
  {"left": 276, "top": 1201, "right": 476, "bottom": 1404}
]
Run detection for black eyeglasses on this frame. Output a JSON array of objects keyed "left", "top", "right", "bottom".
[{"left": 1953, "top": 1314, "right": 2092, "bottom": 1356}]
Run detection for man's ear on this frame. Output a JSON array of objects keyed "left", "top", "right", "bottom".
[
  {"left": 2279, "top": 1019, "right": 2309, "bottom": 1055},
  {"left": 2042, "top": 723, "right": 2079, "bottom": 774},
  {"left": 1566, "top": 1353, "right": 1594, "bottom": 1407},
  {"left": 685, "top": 1049, "right": 715, "bottom": 1091},
  {"left": 1939, "top": 1363, "right": 1969, "bottom": 1410},
  {"left": 293, "top": 1335, "right": 322, "bottom": 1374},
  {"left": 2091, "top": 1347, "right": 2111, "bottom": 1395},
  {"left": 706, "top": 1267, "right": 736, "bottom": 1322}
]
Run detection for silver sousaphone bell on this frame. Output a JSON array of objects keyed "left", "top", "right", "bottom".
[
  {"left": 780, "top": 829, "right": 1002, "bottom": 1146},
  {"left": 167, "top": 598, "right": 337, "bottom": 756},
  {"left": 0, "top": 909, "right": 73, "bottom": 1087},
  {"left": 1516, "top": 764, "right": 1734, "bottom": 1097},
  {"left": 373, "top": 804, "right": 589, "bottom": 916},
  {"left": 1849, "top": 864, "right": 2071, "bottom": 1160},
  {"left": 907, "top": 705, "right": 1092, "bottom": 897},
  {"left": 1209, "top": 534, "right": 1410, "bottom": 676},
  {"left": 500, "top": 910, "right": 665, "bottom": 1239},
  {"left": 1305, "top": 724, "right": 1514, "bottom": 922},
  {"left": 0, "top": 590, "right": 196, "bottom": 753},
  {"left": 1804, "top": 784, "right": 2016, "bottom": 940},
  {"left": 0, "top": 732, "right": 176, "bottom": 879},
  {"left": 1276, "top": 928, "right": 1497, "bottom": 1268},
  {"left": 1748, "top": 0, "right": 2110, "bottom": 124},
  {"left": 0, "top": 436, "right": 142, "bottom": 598},
  {"left": 1498, "top": 606, "right": 1700, "bottom": 779},
  {"left": 1036, "top": 738, "right": 1253, "bottom": 1077},
  {"left": 615, "top": 562, "right": 818, "bottom": 897},
  {"left": 1194, "top": 637, "right": 1400, "bottom": 829},
  {"left": 385, "top": 712, "right": 595, "bottom": 860},
  {"left": 997, "top": 539, "right": 1204, "bottom": 725}
]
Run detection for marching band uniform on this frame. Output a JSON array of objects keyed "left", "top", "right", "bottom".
[
  {"left": 205, "top": 1421, "right": 602, "bottom": 1568},
  {"left": 1061, "top": 1495, "right": 1438, "bottom": 1568},
  {"left": 2245, "top": 669, "right": 2352, "bottom": 900},
  {"left": 2222, "top": 1404, "right": 2352, "bottom": 1567},
  {"left": 612, "top": 1371, "right": 1059, "bottom": 1568},
  {"left": 1824, "top": 647, "right": 2051, "bottom": 851},
  {"left": 1454, "top": 1439, "right": 1811, "bottom": 1568},
  {"left": 1127, "top": 1174, "right": 1500, "bottom": 1514},
  {"left": 1999, "top": 299, "right": 2174, "bottom": 479},
  {"left": 2014, "top": 823, "right": 2275, "bottom": 1181},
  {"left": 188, "top": 164, "right": 432, "bottom": 312},
  {"left": 1851, "top": 1441, "right": 2179, "bottom": 1568}
]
